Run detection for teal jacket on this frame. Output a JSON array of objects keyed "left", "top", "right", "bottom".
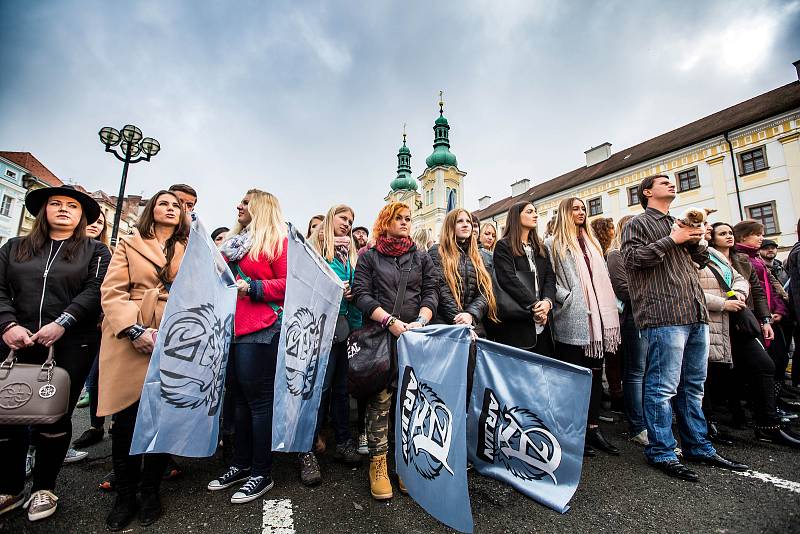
[{"left": 329, "top": 257, "right": 363, "bottom": 330}]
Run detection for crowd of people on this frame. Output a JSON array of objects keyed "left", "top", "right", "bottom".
[{"left": 1, "top": 174, "right": 799, "bottom": 529}]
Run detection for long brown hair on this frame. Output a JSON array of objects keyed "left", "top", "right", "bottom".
[
  {"left": 89, "top": 211, "right": 109, "bottom": 247},
  {"left": 136, "top": 191, "right": 190, "bottom": 286},
  {"left": 311, "top": 204, "right": 358, "bottom": 270},
  {"left": 502, "top": 201, "right": 544, "bottom": 258},
  {"left": 439, "top": 209, "right": 498, "bottom": 322},
  {"left": 15, "top": 198, "right": 88, "bottom": 262},
  {"left": 610, "top": 214, "right": 634, "bottom": 251},
  {"left": 590, "top": 217, "right": 614, "bottom": 256}
]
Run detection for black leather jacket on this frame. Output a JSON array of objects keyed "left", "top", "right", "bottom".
[{"left": 352, "top": 245, "right": 438, "bottom": 324}]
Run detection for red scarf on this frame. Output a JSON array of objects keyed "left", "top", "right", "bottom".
[{"left": 375, "top": 235, "right": 414, "bottom": 257}]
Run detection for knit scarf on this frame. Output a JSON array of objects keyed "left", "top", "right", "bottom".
[
  {"left": 220, "top": 228, "right": 252, "bottom": 262},
  {"left": 375, "top": 235, "right": 414, "bottom": 257},
  {"left": 573, "top": 229, "right": 621, "bottom": 358},
  {"left": 334, "top": 236, "right": 351, "bottom": 264}
]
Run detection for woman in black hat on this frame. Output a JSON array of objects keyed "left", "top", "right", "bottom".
[{"left": 0, "top": 186, "right": 111, "bottom": 522}]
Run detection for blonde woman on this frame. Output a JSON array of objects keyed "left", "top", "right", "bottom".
[
  {"left": 208, "top": 190, "right": 287, "bottom": 504},
  {"left": 412, "top": 228, "right": 429, "bottom": 251},
  {"left": 306, "top": 205, "right": 363, "bottom": 480},
  {"left": 428, "top": 209, "right": 498, "bottom": 338},
  {"left": 545, "top": 197, "right": 621, "bottom": 457}
]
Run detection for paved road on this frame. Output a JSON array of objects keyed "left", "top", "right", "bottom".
[{"left": 2, "top": 408, "right": 799, "bottom": 534}]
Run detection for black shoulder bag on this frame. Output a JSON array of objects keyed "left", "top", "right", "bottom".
[
  {"left": 707, "top": 263, "right": 762, "bottom": 339},
  {"left": 346, "top": 256, "right": 412, "bottom": 399}
]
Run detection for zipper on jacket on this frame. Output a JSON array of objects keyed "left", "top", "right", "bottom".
[
  {"left": 39, "top": 241, "right": 64, "bottom": 329},
  {"left": 95, "top": 256, "right": 101, "bottom": 277}
]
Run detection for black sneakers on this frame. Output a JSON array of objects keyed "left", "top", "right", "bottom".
[
  {"left": 333, "top": 439, "right": 363, "bottom": 467},
  {"left": 231, "top": 476, "right": 274, "bottom": 504},
  {"left": 207, "top": 466, "right": 251, "bottom": 491}
]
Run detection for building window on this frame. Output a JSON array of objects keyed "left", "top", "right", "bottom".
[
  {"left": 627, "top": 185, "right": 639, "bottom": 206},
  {"left": 739, "top": 146, "right": 768, "bottom": 175},
  {"left": 676, "top": 167, "right": 700, "bottom": 192},
  {"left": 746, "top": 202, "right": 779, "bottom": 235},
  {"left": 0, "top": 195, "right": 12, "bottom": 217},
  {"left": 5, "top": 169, "right": 17, "bottom": 179},
  {"left": 587, "top": 197, "right": 602, "bottom": 216}
]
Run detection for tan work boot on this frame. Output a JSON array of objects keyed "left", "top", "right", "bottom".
[
  {"left": 369, "top": 454, "right": 393, "bottom": 500},
  {"left": 397, "top": 475, "right": 408, "bottom": 494}
]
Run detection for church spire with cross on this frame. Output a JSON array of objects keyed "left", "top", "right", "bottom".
[
  {"left": 425, "top": 91, "right": 458, "bottom": 169},
  {"left": 390, "top": 124, "right": 417, "bottom": 191}
]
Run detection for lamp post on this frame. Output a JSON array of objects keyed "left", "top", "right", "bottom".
[{"left": 98, "top": 124, "right": 161, "bottom": 246}]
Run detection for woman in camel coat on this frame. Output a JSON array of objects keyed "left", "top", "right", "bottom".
[{"left": 98, "top": 191, "right": 189, "bottom": 531}]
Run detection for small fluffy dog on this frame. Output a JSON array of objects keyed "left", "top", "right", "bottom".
[{"left": 673, "top": 207, "right": 717, "bottom": 247}]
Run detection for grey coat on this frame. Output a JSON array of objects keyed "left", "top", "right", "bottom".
[
  {"left": 544, "top": 237, "right": 591, "bottom": 348},
  {"left": 699, "top": 248, "right": 749, "bottom": 364}
]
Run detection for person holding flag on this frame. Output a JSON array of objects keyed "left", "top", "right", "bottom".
[
  {"left": 307, "top": 205, "right": 363, "bottom": 481},
  {"left": 207, "top": 189, "right": 287, "bottom": 504},
  {"left": 98, "top": 191, "right": 189, "bottom": 530},
  {"left": 351, "top": 202, "right": 438, "bottom": 501}
]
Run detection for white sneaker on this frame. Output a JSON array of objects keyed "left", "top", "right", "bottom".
[
  {"left": 357, "top": 433, "right": 368, "bottom": 455},
  {"left": 630, "top": 430, "right": 649, "bottom": 446},
  {"left": 24, "top": 490, "right": 58, "bottom": 521},
  {"left": 230, "top": 476, "right": 274, "bottom": 504},
  {"left": 63, "top": 448, "right": 88, "bottom": 464}
]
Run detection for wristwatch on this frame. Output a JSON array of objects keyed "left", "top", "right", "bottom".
[
  {"left": 761, "top": 317, "right": 773, "bottom": 325},
  {"left": 125, "top": 324, "right": 147, "bottom": 341},
  {"left": 54, "top": 312, "right": 76, "bottom": 329}
]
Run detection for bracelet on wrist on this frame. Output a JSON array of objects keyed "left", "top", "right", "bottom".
[
  {"left": 386, "top": 316, "right": 397, "bottom": 329},
  {"left": 2, "top": 322, "right": 18, "bottom": 334},
  {"left": 126, "top": 324, "right": 146, "bottom": 341},
  {"left": 415, "top": 315, "right": 429, "bottom": 326},
  {"left": 54, "top": 312, "right": 76, "bottom": 329}
]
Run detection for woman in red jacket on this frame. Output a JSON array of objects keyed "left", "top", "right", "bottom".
[{"left": 207, "top": 189, "right": 287, "bottom": 504}]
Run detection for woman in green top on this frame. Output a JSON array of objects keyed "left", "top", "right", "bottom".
[{"left": 307, "top": 205, "right": 363, "bottom": 480}]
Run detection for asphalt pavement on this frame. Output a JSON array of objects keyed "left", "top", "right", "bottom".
[{"left": 1, "top": 406, "right": 799, "bottom": 534}]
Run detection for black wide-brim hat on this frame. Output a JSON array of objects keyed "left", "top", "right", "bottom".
[{"left": 25, "top": 185, "right": 102, "bottom": 224}]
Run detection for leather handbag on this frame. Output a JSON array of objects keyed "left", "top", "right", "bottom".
[
  {"left": 0, "top": 347, "right": 71, "bottom": 425},
  {"left": 347, "top": 256, "right": 412, "bottom": 399},
  {"left": 491, "top": 263, "right": 538, "bottom": 322},
  {"left": 707, "top": 265, "right": 763, "bottom": 339}
]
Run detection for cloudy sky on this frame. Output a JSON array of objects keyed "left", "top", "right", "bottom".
[{"left": 1, "top": 0, "right": 798, "bottom": 231}]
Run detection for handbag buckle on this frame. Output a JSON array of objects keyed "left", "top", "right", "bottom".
[{"left": 0, "top": 359, "right": 14, "bottom": 370}]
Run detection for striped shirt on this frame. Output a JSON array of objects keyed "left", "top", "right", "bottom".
[{"left": 621, "top": 207, "right": 708, "bottom": 330}]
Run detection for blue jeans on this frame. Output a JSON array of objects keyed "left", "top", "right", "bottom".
[
  {"left": 229, "top": 340, "right": 279, "bottom": 477},
  {"left": 621, "top": 312, "right": 648, "bottom": 436},
  {"left": 315, "top": 341, "right": 351, "bottom": 445},
  {"left": 641, "top": 323, "right": 716, "bottom": 463}
]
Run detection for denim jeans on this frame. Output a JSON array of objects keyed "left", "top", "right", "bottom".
[
  {"left": 315, "top": 341, "right": 351, "bottom": 445},
  {"left": 641, "top": 323, "right": 716, "bottom": 463},
  {"left": 621, "top": 312, "right": 648, "bottom": 436},
  {"left": 229, "top": 340, "right": 279, "bottom": 477}
]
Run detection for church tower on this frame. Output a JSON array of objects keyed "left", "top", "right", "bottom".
[
  {"left": 414, "top": 92, "right": 467, "bottom": 242},
  {"left": 384, "top": 127, "right": 421, "bottom": 210}
]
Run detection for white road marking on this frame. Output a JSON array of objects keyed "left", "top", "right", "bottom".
[
  {"left": 733, "top": 470, "right": 800, "bottom": 494},
  {"left": 262, "top": 498, "right": 295, "bottom": 534}
]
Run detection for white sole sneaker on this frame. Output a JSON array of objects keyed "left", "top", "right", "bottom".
[
  {"left": 63, "top": 449, "right": 88, "bottom": 464},
  {"left": 230, "top": 479, "right": 274, "bottom": 504},
  {"left": 0, "top": 494, "right": 25, "bottom": 516}
]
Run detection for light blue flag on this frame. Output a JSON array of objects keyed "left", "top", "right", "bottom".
[
  {"left": 272, "top": 225, "right": 343, "bottom": 452},
  {"left": 395, "top": 325, "right": 473, "bottom": 534},
  {"left": 131, "top": 218, "right": 237, "bottom": 457},
  {"left": 467, "top": 339, "right": 591, "bottom": 513}
]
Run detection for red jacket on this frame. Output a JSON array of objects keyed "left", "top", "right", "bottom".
[{"left": 230, "top": 238, "right": 288, "bottom": 336}]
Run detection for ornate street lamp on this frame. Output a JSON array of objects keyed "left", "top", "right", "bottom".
[{"left": 98, "top": 124, "right": 161, "bottom": 245}]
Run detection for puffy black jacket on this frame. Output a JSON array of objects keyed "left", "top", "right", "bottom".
[
  {"left": 428, "top": 243, "right": 488, "bottom": 336},
  {"left": 0, "top": 237, "right": 111, "bottom": 344},
  {"left": 352, "top": 246, "right": 438, "bottom": 324}
]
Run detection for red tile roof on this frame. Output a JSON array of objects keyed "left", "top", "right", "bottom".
[
  {"left": 473, "top": 80, "right": 800, "bottom": 220},
  {"left": 0, "top": 151, "right": 64, "bottom": 187}
]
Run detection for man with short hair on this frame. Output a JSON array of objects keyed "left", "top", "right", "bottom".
[
  {"left": 168, "top": 184, "right": 197, "bottom": 214},
  {"left": 759, "top": 239, "right": 789, "bottom": 286},
  {"left": 352, "top": 226, "right": 369, "bottom": 250},
  {"left": 622, "top": 174, "right": 747, "bottom": 481}
]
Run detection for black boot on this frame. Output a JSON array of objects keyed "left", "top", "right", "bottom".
[
  {"left": 139, "top": 454, "right": 167, "bottom": 526},
  {"left": 587, "top": 427, "right": 619, "bottom": 455},
  {"left": 755, "top": 424, "right": 800, "bottom": 449},
  {"left": 106, "top": 494, "right": 139, "bottom": 531},
  {"left": 707, "top": 421, "right": 734, "bottom": 446},
  {"left": 138, "top": 491, "right": 162, "bottom": 526}
]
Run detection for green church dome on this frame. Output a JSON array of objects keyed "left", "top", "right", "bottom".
[
  {"left": 390, "top": 133, "right": 417, "bottom": 191},
  {"left": 426, "top": 99, "right": 457, "bottom": 169}
]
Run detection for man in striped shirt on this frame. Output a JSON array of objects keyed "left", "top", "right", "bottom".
[{"left": 622, "top": 174, "right": 747, "bottom": 481}]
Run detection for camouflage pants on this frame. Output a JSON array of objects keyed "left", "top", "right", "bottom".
[{"left": 366, "top": 388, "right": 393, "bottom": 456}]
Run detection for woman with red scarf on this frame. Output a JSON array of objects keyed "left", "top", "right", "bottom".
[
  {"left": 351, "top": 202, "right": 438, "bottom": 501},
  {"left": 733, "top": 220, "right": 792, "bottom": 406}
]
